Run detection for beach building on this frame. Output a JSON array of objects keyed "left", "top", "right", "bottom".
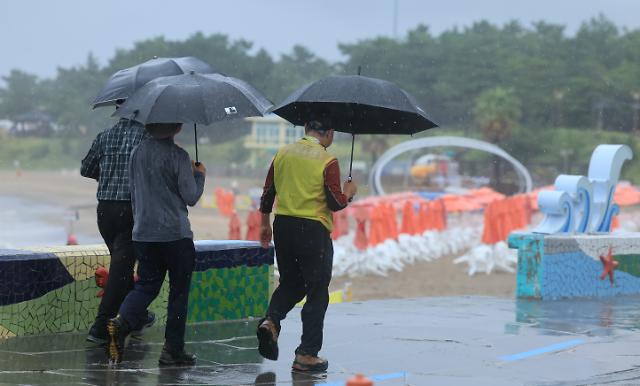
[{"left": 243, "top": 115, "right": 304, "bottom": 168}]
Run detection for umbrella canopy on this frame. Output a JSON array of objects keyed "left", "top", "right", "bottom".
[
  {"left": 114, "top": 72, "right": 272, "bottom": 125},
  {"left": 114, "top": 72, "right": 273, "bottom": 163},
  {"left": 272, "top": 75, "right": 437, "bottom": 134},
  {"left": 92, "top": 56, "right": 216, "bottom": 108}
]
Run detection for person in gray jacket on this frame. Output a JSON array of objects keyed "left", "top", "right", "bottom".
[{"left": 106, "top": 122, "right": 206, "bottom": 366}]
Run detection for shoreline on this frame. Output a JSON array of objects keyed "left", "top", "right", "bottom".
[{"left": 0, "top": 169, "right": 518, "bottom": 300}]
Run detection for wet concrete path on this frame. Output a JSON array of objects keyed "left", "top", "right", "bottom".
[{"left": 2, "top": 296, "right": 640, "bottom": 385}]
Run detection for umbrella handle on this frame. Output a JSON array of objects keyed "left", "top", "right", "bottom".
[{"left": 194, "top": 123, "right": 200, "bottom": 165}]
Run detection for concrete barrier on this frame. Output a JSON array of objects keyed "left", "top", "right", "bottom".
[
  {"left": 0, "top": 241, "right": 274, "bottom": 338},
  {"left": 509, "top": 232, "right": 640, "bottom": 300}
]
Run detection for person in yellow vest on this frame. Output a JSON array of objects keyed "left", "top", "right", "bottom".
[{"left": 257, "top": 118, "right": 357, "bottom": 372}]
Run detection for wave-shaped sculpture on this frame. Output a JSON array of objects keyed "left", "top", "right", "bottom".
[{"left": 533, "top": 144, "right": 632, "bottom": 234}]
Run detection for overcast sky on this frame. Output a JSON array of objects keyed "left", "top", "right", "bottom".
[{"left": 2, "top": 0, "right": 638, "bottom": 79}]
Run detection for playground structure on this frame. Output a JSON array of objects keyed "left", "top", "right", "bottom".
[{"left": 369, "top": 136, "right": 533, "bottom": 196}]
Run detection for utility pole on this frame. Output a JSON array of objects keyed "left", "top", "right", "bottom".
[{"left": 393, "top": 0, "right": 399, "bottom": 39}]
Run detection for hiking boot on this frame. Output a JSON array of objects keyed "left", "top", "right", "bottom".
[
  {"left": 257, "top": 317, "right": 280, "bottom": 360},
  {"left": 292, "top": 352, "right": 329, "bottom": 372},
  {"left": 158, "top": 346, "right": 197, "bottom": 366},
  {"left": 130, "top": 311, "right": 156, "bottom": 339},
  {"left": 86, "top": 322, "right": 107, "bottom": 345},
  {"left": 106, "top": 316, "right": 129, "bottom": 364}
]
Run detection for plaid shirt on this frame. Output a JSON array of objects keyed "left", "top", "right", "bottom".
[{"left": 81, "top": 118, "right": 149, "bottom": 201}]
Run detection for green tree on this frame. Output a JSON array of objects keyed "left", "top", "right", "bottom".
[
  {"left": 474, "top": 87, "right": 522, "bottom": 189},
  {"left": 0, "top": 70, "right": 43, "bottom": 119}
]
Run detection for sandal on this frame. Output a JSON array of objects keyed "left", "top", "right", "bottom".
[{"left": 291, "top": 355, "right": 329, "bottom": 372}]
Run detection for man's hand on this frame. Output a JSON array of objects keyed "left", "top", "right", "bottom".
[
  {"left": 343, "top": 180, "right": 358, "bottom": 200},
  {"left": 192, "top": 160, "right": 207, "bottom": 174},
  {"left": 260, "top": 213, "right": 272, "bottom": 248}
]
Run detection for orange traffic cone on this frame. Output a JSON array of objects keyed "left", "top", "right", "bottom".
[{"left": 346, "top": 374, "right": 374, "bottom": 386}]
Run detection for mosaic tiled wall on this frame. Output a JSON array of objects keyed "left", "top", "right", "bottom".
[
  {"left": 0, "top": 241, "right": 274, "bottom": 338},
  {"left": 509, "top": 232, "right": 640, "bottom": 300}
]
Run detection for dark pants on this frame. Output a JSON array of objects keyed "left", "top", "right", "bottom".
[
  {"left": 267, "top": 215, "right": 333, "bottom": 357},
  {"left": 94, "top": 200, "right": 136, "bottom": 329},
  {"left": 118, "top": 238, "right": 196, "bottom": 351}
]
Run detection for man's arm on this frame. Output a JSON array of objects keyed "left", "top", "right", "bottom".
[
  {"left": 80, "top": 134, "right": 101, "bottom": 180},
  {"left": 324, "top": 159, "right": 349, "bottom": 211},
  {"left": 259, "top": 161, "right": 276, "bottom": 214},
  {"left": 259, "top": 161, "right": 276, "bottom": 248},
  {"left": 177, "top": 152, "right": 206, "bottom": 206}
]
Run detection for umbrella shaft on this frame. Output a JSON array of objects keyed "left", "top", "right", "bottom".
[
  {"left": 348, "top": 133, "right": 355, "bottom": 181},
  {"left": 194, "top": 123, "right": 199, "bottom": 163}
]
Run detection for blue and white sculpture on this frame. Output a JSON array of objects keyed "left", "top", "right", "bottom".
[{"left": 533, "top": 144, "right": 633, "bottom": 234}]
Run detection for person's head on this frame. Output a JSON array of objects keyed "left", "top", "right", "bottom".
[
  {"left": 304, "top": 118, "right": 334, "bottom": 148},
  {"left": 145, "top": 122, "right": 183, "bottom": 139}
]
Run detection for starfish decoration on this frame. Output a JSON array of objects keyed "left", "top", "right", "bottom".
[{"left": 599, "top": 245, "right": 619, "bottom": 285}]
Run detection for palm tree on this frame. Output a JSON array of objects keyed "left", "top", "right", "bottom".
[{"left": 473, "top": 87, "right": 522, "bottom": 189}]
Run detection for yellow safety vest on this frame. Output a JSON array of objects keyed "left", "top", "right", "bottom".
[{"left": 274, "top": 136, "right": 335, "bottom": 231}]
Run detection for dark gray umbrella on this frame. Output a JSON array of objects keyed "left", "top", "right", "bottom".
[
  {"left": 114, "top": 72, "right": 273, "bottom": 163},
  {"left": 92, "top": 56, "right": 216, "bottom": 108},
  {"left": 272, "top": 74, "right": 438, "bottom": 179}
]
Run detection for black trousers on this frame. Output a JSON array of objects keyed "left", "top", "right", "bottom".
[
  {"left": 93, "top": 200, "right": 136, "bottom": 329},
  {"left": 119, "top": 239, "right": 196, "bottom": 351},
  {"left": 267, "top": 215, "right": 333, "bottom": 356}
]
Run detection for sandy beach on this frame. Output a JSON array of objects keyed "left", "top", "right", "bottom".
[{"left": 0, "top": 169, "right": 517, "bottom": 300}]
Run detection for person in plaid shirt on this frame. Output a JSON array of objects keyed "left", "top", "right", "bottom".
[{"left": 81, "top": 113, "right": 155, "bottom": 344}]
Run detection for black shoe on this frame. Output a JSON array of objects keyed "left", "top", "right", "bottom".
[
  {"left": 158, "top": 347, "right": 197, "bottom": 366},
  {"left": 106, "top": 316, "right": 128, "bottom": 364},
  {"left": 86, "top": 323, "right": 107, "bottom": 345},
  {"left": 257, "top": 317, "right": 280, "bottom": 361},
  {"left": 130, "top": 311, "right": 156, "bottom": 339}
]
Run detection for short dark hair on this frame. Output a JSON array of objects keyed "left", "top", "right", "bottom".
[
  {"left": 305, "top": 118, "right": 332, "bottom": 134},
  {"left": 145, "top": 122, "right": 182, "bottom": 139}
]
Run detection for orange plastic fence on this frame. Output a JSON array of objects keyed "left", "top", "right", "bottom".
[
  {"left": 215, "top": 188, "right": 236, "bottom": 217},
  {"left": 245, "top": 209, "right": 261, "bottom": 241},
  {"left": 481, "top": 195, "right": 531, "bottom": 244},
  {"left": 228, "top": 212, "right": 241, "bottom": 240}
]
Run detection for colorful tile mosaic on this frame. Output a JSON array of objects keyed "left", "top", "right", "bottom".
[
  {"left": 509, "top": 232, "right": 640, "bottom": 300},
  {"left": 0, "top": 241, "right": 274, "bottom": 339}
]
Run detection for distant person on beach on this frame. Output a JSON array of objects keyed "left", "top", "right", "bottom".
[
  {"left": 106, "top": 122, "right": 205, "bottom": 366},
  {"left": 80, "top": 103, "right": 155, "bottom": 345},
  {"left": 256, "top": 118, "right": 357, "bottom": 372}
]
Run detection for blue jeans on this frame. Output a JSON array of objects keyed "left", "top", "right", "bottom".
[{"left": 118, "top": 238, "right": 195, "bottom": 351}]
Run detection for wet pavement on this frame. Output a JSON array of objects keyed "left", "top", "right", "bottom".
[{"left": 2, "top": 296, "right": 640, "bottom": 385}]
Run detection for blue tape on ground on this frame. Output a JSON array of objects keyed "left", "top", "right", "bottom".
[{"left": 499, "top": 339, "right": 585, "bottom": 362}]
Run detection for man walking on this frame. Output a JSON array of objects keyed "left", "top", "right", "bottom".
[
  {"left": 81, "top": 110, "right": 155, "bottom": 344},
  {"left": 106, "top": 122, "right": 205, "bottom": 366},
  {"left": 256, "top": 119, "right": 357, "bottom": 372}
]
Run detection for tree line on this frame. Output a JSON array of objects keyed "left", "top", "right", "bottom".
[{"left": 1, "top": 14, "right": 639, "bottom": 136}]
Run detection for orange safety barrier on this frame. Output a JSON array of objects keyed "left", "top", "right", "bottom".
[
  {"left": 383, "top": 202, "right": 399, "bottom": 240},
  {"left": 611, "top": 214, "right": 620, "bottom": 230},
  {"left": 331, "top": 210, "right": 349, "bottom": 240},
  {"left": 215, "top": 188, "right": 236, "bottom": 217},
  {"left": 245, "top": 209, "right": 262, "bottom": 241},
  {"left": 481, "top": 196, "right": 532, "bottom": 244},
  {"left": 228, "top": 212, "right": 241, "bottom": 240},
  {"left": 353, "top": 207, "right": 369, "bottom": 251},
  {"left": 400, "top": 201, "right": 418, "bottom": 235}
]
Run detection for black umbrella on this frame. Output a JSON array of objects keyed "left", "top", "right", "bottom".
[
  {"left": 272, "top": 74, "right": 438, "bottom": 179},
  {"left": 114, "top": 72, "right": 273, "bottom": 163},
  {"left": 92, "top": 56, "right": 216, "bottom": 108}
]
